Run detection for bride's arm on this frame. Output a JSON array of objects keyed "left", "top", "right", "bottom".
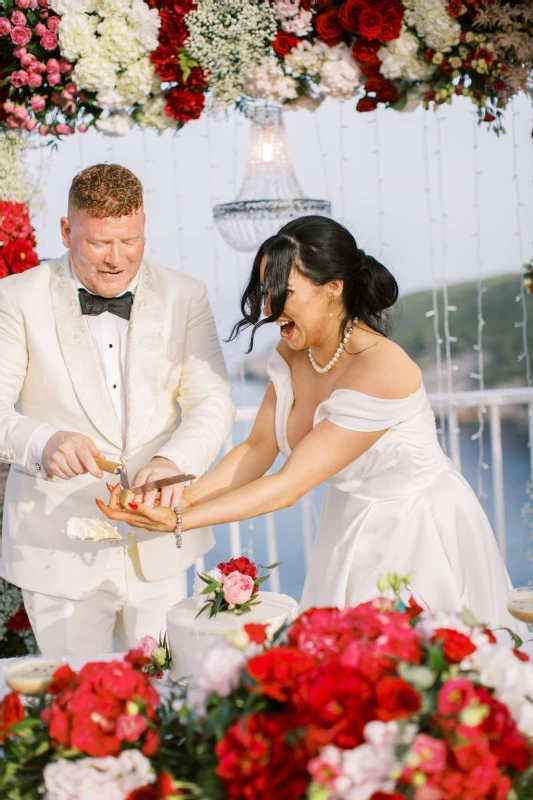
[
  {"left": 97, "top": 417, "right": 386, "bottom": 532},
  {"left": 180, "top": 382, "right": 279, "bottom": 507}
]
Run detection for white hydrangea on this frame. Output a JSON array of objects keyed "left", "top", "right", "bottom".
[
  {"left": 57, "top": 13, "right": 99, "bottom": 62},
  {"left": 73, "top": 50, "right": 117, "bottom": 93},
  {"left": 95, "top": 113, "right": 135, "bottom": 136},
  {"left": 404, "top": 0, "right": 461, "bottom": 53},
  {"left": 49, "top": 0, "right": 96, "bottom": 13},
  {"left": 97, "top": 16, "right": 144, "bottom": 67},
  {"left": 285, "top": 40, "right": 324, "bottom": 77},
  {"left": 95, "top": 0, "right": 132, "bottom": 15},
  {"left": 319, "top": 43, "right": 361, "bottom": 101},
  {"left": 379, "top": 29, "right": 436, "bottom": 81},
  {"left": 243, "top": 57, "right": 298, "bottom": 103},
  {"left": 114, "top": 57, "right": 155, "bottom": 105},
  {"left": 43, "top": 750, "right": 155, "bottom": 800},
  {"left": 186, "top": 643, "right": 246, "bottom": 716},
  {"left": 128, "top": 0, "right": 161, "bottom": 52},
  {"left": 186, "top": 0, "right": 278, "bottom": 107},
  {"left": 136, "top": 95, "right": 177, "bottom": 132}
]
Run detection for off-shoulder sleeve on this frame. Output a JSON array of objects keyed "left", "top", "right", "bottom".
[
  {"left": 314, "top": 386, "right": 427, "bottom": 433},
  {"left": 266, "top": 349, "right": 294, "bottom": 457}
]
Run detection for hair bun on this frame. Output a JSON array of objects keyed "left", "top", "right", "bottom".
[{"left": 357, "top": 251, "right": 398, "bottom": 314}]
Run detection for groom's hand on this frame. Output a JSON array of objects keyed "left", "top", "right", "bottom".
[
  {"left": 42, "top": 431, "right": 104, "bottom": 480},
  {"left": 132, "top": 456, "right": 184, "bottom": 510}
]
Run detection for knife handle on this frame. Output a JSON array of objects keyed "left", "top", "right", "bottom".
[{"left": 95, "top": 457, "right": 124, "bottom": 475}]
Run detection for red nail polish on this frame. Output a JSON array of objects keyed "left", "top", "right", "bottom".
[
  {"left": 128, "top": 502, "right": 138, "bottom": 509},
  {"left": 106, "top": 483, "right": 113, "bottom": 492}
]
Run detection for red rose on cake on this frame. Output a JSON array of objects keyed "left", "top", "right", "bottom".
[{"left": 218, "top": 556, "right": 258, "bottom": 582}]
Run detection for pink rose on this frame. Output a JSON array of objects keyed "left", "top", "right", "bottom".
[
  {"left": 10, "top": 70, "right": 28, "bottom": 87},
  {"left": 38, "top": 124, "right": 50, "bottom": 135},
  {"left": 28, "top": 60, "right": 46, "bottom": 74},
  {"left": 3, "top": 100, "right": 15, "bottom": 113},
  {"left": 30, "top": 94, "right": 46, "bottom": 112},
  {"left": 47, "top": 71, "right": 60, "bottom": 86},
  {"left": 11, "top": 11, "right": 27, "bottom": 26},
  {"left": 59, "top": 58, "right": 72, "bottom": 73},
  {"left": 11, "top": 25, "right": 31, "bottom": 45},
  {"left": 24, "top": 118, "right": 37, "bottom": 131},
  {"left": 6, "top": 118, "right": 21, "bottom": 128},
  {"left": 13, "top": 105, "right": 28, "bottom": 120},
  {"left": 47, "top": 16, "right": 60, "bottom": 32},
  {"left": 222, "top": 571, "right": 254, "bottom": 607},
  {"left": 38, "top": 0, "right": 48, "bottom": 6},
  {"left": 15, "top": 0, "right": 32, "bottom": 7},
  {"left": 34, "top": 22, "right": 46, "bottom": 36},
  {"left": 0, "top": 18, "right": 12, "bottom": 35},
  {"left": 13, "top": 45, "right": 26, "bottom": 57},
  {"left": 41, "top": 31, "right": 58, "bottom": 50},
  {"left": 78, "top": 123, "right": 88, "bottom": 133},
  {"left": 56, "top": 123, "right": 74, "bottom": 135},
  {"left": 20, "top": 52, "right": 35, "bottom": 66},
  {"left": 46, "top": 57, "right": 59, "bottom": 71},
  {"left": 137, "top": 635, "right": 159, "bottom": 657},
  {"left": 30, "top": 0, "right": 38, "bottom": 7},
  {"left": 27, "top": 72, "right": 42, "bottom": 87},
  {"left": 116, "top": 713, "right": 148, "bottom": 742}
]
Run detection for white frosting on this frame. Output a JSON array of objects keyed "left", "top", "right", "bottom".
[
  {"left": 166, "top": 592, "right": 299, "bottom": 682},
  {"left": 67, "top": 517, "right": 122, "bottom": 542}
]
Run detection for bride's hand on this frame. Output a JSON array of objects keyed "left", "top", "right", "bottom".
[{"left": 95, "top": 484, "right": 176, "bottom": 532}]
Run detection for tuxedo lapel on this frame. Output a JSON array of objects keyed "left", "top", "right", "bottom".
[
  {"left": 124, "top": 261, "right": 164, "bottom": 455},
  {"left": 50, "top": 254, "right": 123, "bottom": 449}
]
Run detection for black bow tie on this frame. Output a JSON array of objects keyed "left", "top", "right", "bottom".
[{"left": 78, "top": 288, "right": 134, "bottom": 321}]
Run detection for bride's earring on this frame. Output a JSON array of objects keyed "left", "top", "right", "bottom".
[{"left": 329, "top": 293, "right": 334, "bottom": 317}]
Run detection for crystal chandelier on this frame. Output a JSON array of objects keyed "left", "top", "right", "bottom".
[{"left": 213, "top": 103, "right": 331, "bottom": 252}]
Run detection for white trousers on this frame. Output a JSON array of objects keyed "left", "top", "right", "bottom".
[{"left": 22, "top": 544, "right": 186, "bottom": 657}]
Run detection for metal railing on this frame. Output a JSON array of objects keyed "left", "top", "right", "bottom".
[{"left": 196, "top": 387, "right": 533, "bottom": 591}]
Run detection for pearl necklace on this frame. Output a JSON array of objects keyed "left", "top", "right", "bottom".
[{"left": 308, "top": 319, "right": 358, "bottom": 374}]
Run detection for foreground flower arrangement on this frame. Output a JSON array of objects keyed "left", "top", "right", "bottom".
[
  {"left": 0, "top": 199, "right": 39, "bottom": 279},
  {"left": 0, "top": 578, "right": 38, "bottom": 658},
  {"left": 0, "top": 0, "right": 532, "bottom": 137},
  {"left": 2, "top": 576, "right": 533, "bottom": 799}
]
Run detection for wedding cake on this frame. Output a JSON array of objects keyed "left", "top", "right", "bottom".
[{"left": 166, "top": 557, "right": 298, "bottom": 682}]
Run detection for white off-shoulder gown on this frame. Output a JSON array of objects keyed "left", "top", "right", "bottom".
[{"left": 267, "top": 349, "right": 524, "bottom": 632}]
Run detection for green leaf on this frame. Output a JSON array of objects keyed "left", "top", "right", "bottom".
[
  {"left": 256, "top": 575, "right": 270, "bottom": 585},
  {"left": 178, "top": 48, "right": 199, "bottom": 84},
  {"left": 427, "top": 643, "right": 447, "bottom": 674},
  {"left": 461, "top": 607, "right": 479, "bottom": 627},
  {"left": 398, "top": 662, "right": 436, "bottom": 690},
  {"left": 195, "top": 602, "right": 211, "bottom": 619},
  {"left": 258, "top": 562, "right": 282, "bottom": 570}
]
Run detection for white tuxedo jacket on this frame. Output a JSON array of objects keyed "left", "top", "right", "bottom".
[{"left": 0, "top": 254, "right": 235, "bottom": 599}]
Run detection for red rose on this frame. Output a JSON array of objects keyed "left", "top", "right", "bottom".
[
  {"left": 364, "top": 75, "right": 387, "bottom": 93},
  {"left": 151, "top": 44, "right": 182, "bottom": 82},
  {"left": 125, "top": 649, "right": 152, "bottom": 670},
  {"left": 3, "top": 239, "right": 39, "bottom": 273},
  {"left": 186, "top": 66, "right": 207, "bottom": 88},
  {"left": 316, "top": 0, "right": 334, "bottom": 6},
  {"left": 378, "top": 3, "right": 403, "bottom": 42},
  {"left": 375, "top": 677, "right": 421, "bottom": 720},
  {"left": 433, "top": 628, "right": 477, "bottom": 663},
  {"left": 0, "top": 201, "right": 33, "bottom": 238},
  {"left": 0, "top": 257, "right": 9, "bottom": 279},
  {"left": 315, "top": 9, "right": 344, "bottom": 46},
  {"left": 142, "top": 727, "right": 160, "bottom": 757},
  {"left": 247, "top": 646, "right": 315, "bottom": 702},
  {"left": 5, "top": 604, "right": 31, "bottom": 631},
  {"left": 0, "top": 692, "right": 25, "bottom": 741},
  {"left": 272, "top": 30, "right": 300, "bottom": 58},
  {"left": 376, "top": 80, "right": 398, "bottom": 103},
  {"left": 358, "top": 8, "right": 383, "bottom": 40},
  {"left": 218, "top": 557, "right": 258, "bottom": 581},
  {"left": 165, "top": 87, "right": 204, "bottom": 122},
  {"left": 352, "top": 38, "right": 380, "bottom": 62},
  {"left": 216, "top": 712, "right": 309, "bottom": 800},
  {"left": 338, "top": 0, "right": 365, "bottom": 33},
  {"left": 159, "top": 7, "right": 188, "bottom": 48},
  {"left": 425, "top": 47, "right": 436, "bottom": 61},
  {"left": 243, "top": 623, "right": 268, "bottom": 645},
  {"left": 447, "top": 0, "right": 463, "bottom": 17},
  {"left": 361, "top": 58, "right": 381, "bottom": 76},
  {"left": 126, "top": 771, "right": 177, "bottom": 800}
]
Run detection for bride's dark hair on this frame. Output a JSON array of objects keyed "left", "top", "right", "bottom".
[{"left": 228, "top": 215, "right": 399, "bottom": 352}]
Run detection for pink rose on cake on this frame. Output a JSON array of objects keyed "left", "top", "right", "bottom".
[{"left": 222, "top": 572, "right": 255, "bottom": 609}]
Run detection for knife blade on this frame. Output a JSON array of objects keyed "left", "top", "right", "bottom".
[{"left": 130, "top": 473, "right": 196, "bottom": 495}]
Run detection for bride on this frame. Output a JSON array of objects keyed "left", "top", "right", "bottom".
[{"left": 98, "top": 215, "right": 522, "bottom": 632}]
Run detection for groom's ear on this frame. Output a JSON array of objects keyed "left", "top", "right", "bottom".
[{"left": 60, "top": 216, "right": 71, "bottom": 249}]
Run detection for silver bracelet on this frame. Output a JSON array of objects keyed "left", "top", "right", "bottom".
[{"left": 173, "top": 506, "right": 184, "bottom": 549}]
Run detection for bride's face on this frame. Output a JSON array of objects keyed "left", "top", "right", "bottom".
[{"left": 260, "top": 257, "right": 338, "bottom": 351}]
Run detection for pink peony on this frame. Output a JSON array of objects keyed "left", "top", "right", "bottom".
[
  {"left": 15, "top": 0, "right": 32, "bottom": 7},
  {"left": 41, "top": 31, "right": 58, "bottom": 50},
  {"left": 24, "top": 118, "right": 37, "bottom": 131},
  {"left": 27, "top": 73, "right": 42, "bottom": 88},
  {"left": 30, "top": 94, "right": 46, "bottom": 112},
  {"left": 222, "top": 571, "right": 254, "bottom": 607},
  {"left": 11, "top": 25, "right": 31, "bottom": 45},
  {"left": 34, "top": 22, "right": 46, "bottom": 36},
  {"left": 0, "top": 18, "right": 12, "bottom": 35},
  {"left": 47, "top": 16, "right": 60, "bottom": 32},
  {"left": 11, "top": 10, "right": 27, "bottom": 26},
  {"left": 13, "top": 105, "right": 28, "bottom": 120},
  {"left": 137, "top": 635, "right": 159, "bottom": 658},
  {"left": 10, "top": 70, "right": 28, "bottom": 87},
  {"left": 47, "top": 71, "right": 61, "bottom": 86}
]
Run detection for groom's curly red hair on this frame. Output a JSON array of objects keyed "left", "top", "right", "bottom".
[{"left": 68, "top": 164, "right": 143, "bottom": 218}]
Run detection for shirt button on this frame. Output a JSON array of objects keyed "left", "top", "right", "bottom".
[{"left": 112, "top": 384, "right": 117, "bottom": 389}]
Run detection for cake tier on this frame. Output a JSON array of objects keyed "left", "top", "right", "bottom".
[{"left": 166, "top": 591, "right": 298, "bottom": 682}]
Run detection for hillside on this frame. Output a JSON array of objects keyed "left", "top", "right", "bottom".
[{"left": 392, "top": 274, "right": 533, "bottom": 390}]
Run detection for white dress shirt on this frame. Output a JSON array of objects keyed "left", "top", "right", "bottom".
[{"left": 28, "top": 267, "right": 140, "bottom": 475}]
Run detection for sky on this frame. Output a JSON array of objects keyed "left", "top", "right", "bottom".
[{"left": 28, "top": 92, "right": 533, "bottom": 376}]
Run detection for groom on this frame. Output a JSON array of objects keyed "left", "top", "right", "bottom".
[{"left": 0, "top": 163, "right": 235, "bottom": 656}]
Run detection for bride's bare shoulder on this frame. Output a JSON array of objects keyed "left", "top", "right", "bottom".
[
  {"left": 339, "top": 338, "right": 423, "bottom": 400},
  {"left": 275, "top": 339, "right": 294, "bottom": 366}
]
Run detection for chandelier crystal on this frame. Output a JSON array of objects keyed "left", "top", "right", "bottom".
[{"left": 213, "top": 103, "right": 331, "bottom": 252}]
